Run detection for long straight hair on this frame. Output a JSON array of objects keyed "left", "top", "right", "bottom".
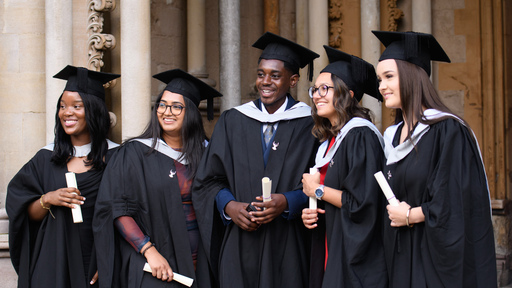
[
  {"left": 394, "top": 59, "right": 468, "bottom": 143},
  {"left": 51, "top": 92, "right": 111, "bottom": 170},
  {"left": 311, "top": 73, "right": 373, "bottom": 142},
  {"left": 130, "top": 91, "right": 206, "bottom": 179}
]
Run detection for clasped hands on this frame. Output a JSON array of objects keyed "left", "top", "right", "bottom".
[{"left": 225, "top": 194, "right": 287, "bottom": 232}]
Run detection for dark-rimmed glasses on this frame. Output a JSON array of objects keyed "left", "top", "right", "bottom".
[
  {"left": 308, "top": 85, "right": 334, "bottom": 98},
  {"left": 156, "top": 102, "right": 185, "bottom": 116}
]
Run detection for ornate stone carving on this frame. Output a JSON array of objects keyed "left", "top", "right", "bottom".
[
  {"left": 328, "top": 0, "right": 343, "bottom": 48},
  {"left": 386, "top": 0, "right": 403, "bottom": 32},
  {"left": 87, "top": 0, "right": 116, "bottom": 71}
]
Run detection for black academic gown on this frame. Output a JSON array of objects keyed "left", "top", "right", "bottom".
[
  {"left": 382, "top": 118, "right": 497, "bottom": 288},
  {"left": 93, "top": 140, "right": 208, "bottom": 288},
  {"left": 311, "top": 127, "right": 388, "bottom": 288},
  {"left": 6, "top": 146, "right": 116, "bottom": 288},
  {"left": 192, "top": 97, "right": 318, "bottom": 288}
]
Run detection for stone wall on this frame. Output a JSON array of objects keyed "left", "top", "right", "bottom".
[{"left": 0, "top": 0, "right": 46, "bottom": 209}]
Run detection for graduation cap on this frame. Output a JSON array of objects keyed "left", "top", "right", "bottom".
[
  {"left": 53, "top": 65, "right": 120, "bottom": 101},
  {"left": 321, "top": 45, "right": 382, "bottom": 102},
  {"left": 252, "top": 31, "right": 320, "bottom": 81},
  {"left": 372, "top": 31, "right": 450, "bottom": 76},
  {"left": 153, "top": 69, "right": 223, "bottom": 120}
]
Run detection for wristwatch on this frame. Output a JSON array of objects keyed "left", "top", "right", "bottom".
[{"left": 315, "top": 185, "right": 325, "bottom": 200}]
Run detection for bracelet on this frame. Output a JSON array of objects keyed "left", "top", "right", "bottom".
[
  {"left": 406, "top": 207, "right": 413, "bottom": 228},
  {"left": 141, "top": 243, "right": 155, "bottom": 257},
  {"left": 40, "top": 195, "right": 50, "bottom": 209},
  {"left": 40, "top": 194, "right": 55, "bottom": 219}
]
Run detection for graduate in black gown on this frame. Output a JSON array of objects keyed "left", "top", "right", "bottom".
[
  {"left": 301, "top": 46, "right": 388, "bottom": 288},
  {"left": 93, "top": 69, "right": 222, "bottom": 288},
  {"left": 192, "top": 32, "right": 320, "bottom": 288},
  {"left": 6, "top": 65, "right": 120, "bottom": 288},
  {"left": 373, "top": 31, "right": 497, "bottom": 287}
]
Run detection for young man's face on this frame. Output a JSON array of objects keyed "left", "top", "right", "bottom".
[{"left": 256, "top": 59, "right": 298, "bottom": 114}]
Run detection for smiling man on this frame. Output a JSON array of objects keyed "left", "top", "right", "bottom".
[{"left": 192, "top": 32, "right": 320, "bottom": 288}]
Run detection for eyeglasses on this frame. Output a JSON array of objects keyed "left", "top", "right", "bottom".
[
  {"left": 156, "top": 102, "right": 185, "bottom": 116},
  {"left": 308, "top": 85, "right": 334, "bottom": 98}
]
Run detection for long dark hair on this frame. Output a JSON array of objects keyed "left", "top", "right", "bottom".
[
  {"left": 311, "top": 73, "right": 373, "bottom": 142},
  {"left": 131, "top": 91, "right": 206, "bottom": 178},
  {"left": 51, "top": 92, "right": 111, "bottom": 170},
  {"left": 394, "top": 59, "right": 467, "bottom": 142}
]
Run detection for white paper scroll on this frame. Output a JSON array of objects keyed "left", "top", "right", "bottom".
[
  {"left": 143, "top": 263, "right": 194, "bottom": 287},
  {"left": 65, "top": 172, "right": 83, "bottom": 223},
  {"left": 374, "top": 171, "right": 399, "bottom": 206},
  {"left": 262, "top": 177, "right": 272, "bottom": 202},
  {"left": 309, "top": 168, "right": 318, "bottom": 209}
]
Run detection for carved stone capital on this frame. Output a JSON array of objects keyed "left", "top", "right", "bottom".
[
  {"left": 87, "top": 0, "right": 116, "bottom": 71},
  {"left": 88, "top": 33, "right": 116, "bottom": 71},
  {"left": 328, "top": 0, "right": 343, "bottom": 48},
  {"left": 90, "top": 0, "right": 116, "bottom": 12},
  {"left": 386, "top": 0, "right": 403, "bottom": 32}
]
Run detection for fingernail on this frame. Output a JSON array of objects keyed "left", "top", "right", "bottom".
[{"left": 90, "top": 281, "right": 94, "bottom": 285}]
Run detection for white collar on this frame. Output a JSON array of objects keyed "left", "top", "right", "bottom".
[
  {"left": 314, "top": 117, "right": 383, "bottom": 169},
  {"left": 73, "top": 143, "right": 92, "bottom": 157},
  {"left": 234, "top": 99, "right": 311, "bottom": 123},
  {"left": 43, "top": 140, "right": 119, "bottom": 155},
  {"left": 133, "top": 138, "right": 188, "bottom": 165},
  {"left": 384, "top": 109, "right": 465, "bottom": 165},
  {"left": 260, "top": 96, "right": 288, "bottom": 115}
]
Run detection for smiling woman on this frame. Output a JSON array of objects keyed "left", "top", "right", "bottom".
[
  {"left": 301, "top": 46, "right": 387, "bottom": 288},
  {"left": 373, "top": 30, "right": 497, "bottom": 288},
  {"left": 157, "top": 92, "right": 186, "bottom": 146},
  {"left": 6, "top": 65, "right": 120, "bottom": 288},
  {"left": 59, "top": 91, "right": 89, "bottom": 145},
  {"left": 93, "top": 69, "right": 222, "bottom": 288}
]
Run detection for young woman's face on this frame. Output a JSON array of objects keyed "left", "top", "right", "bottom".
[
  {"left": 157, "top": 91, "right": 186, "bottom": 137},
  {"left": 312, "top": 72, "right": 337, "bottom": 125},
  {"left": 58, "top": 91, "right": 90, "bottom": 144},
  {"left": 377, "top": 59, "right": 401, "bottom": 109}
]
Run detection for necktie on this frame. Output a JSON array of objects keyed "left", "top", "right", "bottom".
[{"left": 264, "top": 124, "right": 274, "bottom": 146}]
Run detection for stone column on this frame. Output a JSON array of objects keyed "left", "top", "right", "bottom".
[
  {"left": 361, "top": 0, "right": 382, "bottom": 130},
  {"left": 296, "top": 0, "right": 310, "bottom": 103},
  {"left": 187, "top": 0, "right": 207, "bottom": 77},
  {"left": 264, "top": 0, "right": 279, "bottom": 34},
  {"left": 412, "top": 0, "right": 433, "bottom": 85},
  {"left": 45, "top": 0, "right": 73, "bottom": 143},
  {"left": 219, "top": 0, "right": 241, "bottom": 112},
  {"left": 412, "top": 0, "right": 432, "bottom": 33},
  {"left": 120, "top": 1, "right": 151, "bottom": 140},
  {"left": 308, "top": 0, "right": 329, "bottom": 82}
]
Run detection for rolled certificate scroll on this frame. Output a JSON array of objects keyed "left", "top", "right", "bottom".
[
  {"left": 143, "top": 263, "right": 194, "bottom": 287},
  {"left": 262, "top": 177, "right": 272, "bottom": 202},
  {"left": 374, "top": 171, "right": 399, "bottom": 206},
  {"left": 65, "top": 172, "right": 83, "bottom": 223},
  {"left": 309, "top": 168, "right": 318, "bottom": 209}
]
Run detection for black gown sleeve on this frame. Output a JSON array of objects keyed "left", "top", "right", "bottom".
[
  {"left": 192, "top": 111, "right": 231, "bottom": 281},
  {"left": 6, "top": 150, "right": 49, "bottom": 275},
  {"left": 323, "top": 127, "right": 388, "bottom": 287},
  {"left": 420, "top": 120, "right": 496, "bottom": 287}
]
